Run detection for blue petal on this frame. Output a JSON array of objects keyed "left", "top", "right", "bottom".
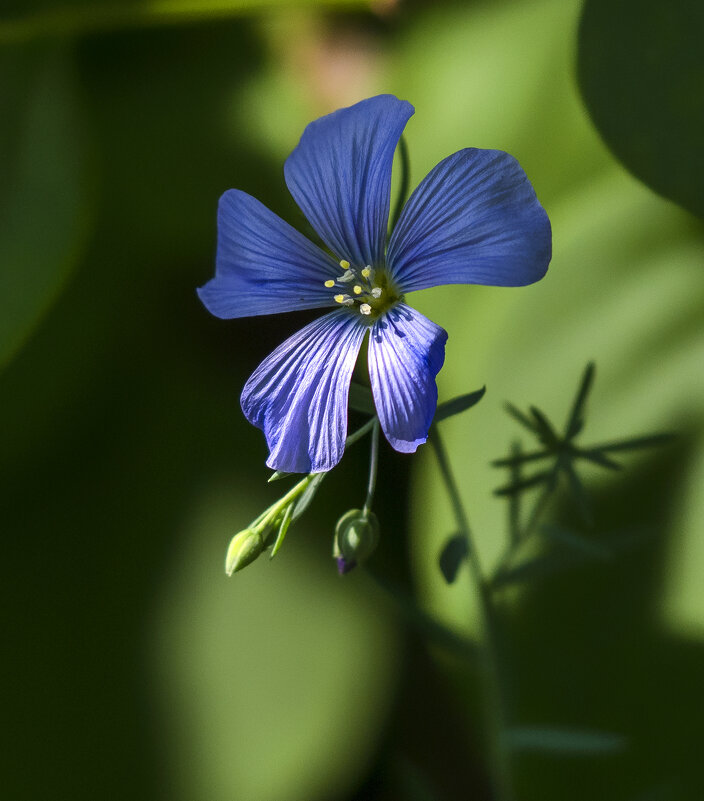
[
  {"left": 387, "top": 149, "right": 551, "bottom": 292},
  {"left": 198, "top": 189, "right": 340, "bottom": 319},
  {"left": 241, "top": 310, "right": 367, "bottom": 473},
  {"left": 368, "top": 303, "right": 447, "bottom": 453},
  {"left": 284, "top": 95, "right": 414, "bottom": 269}
]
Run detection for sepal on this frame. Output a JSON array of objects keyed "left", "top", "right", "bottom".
[{"left": 333, "top": 509, "right": 380, "bottom": 574}]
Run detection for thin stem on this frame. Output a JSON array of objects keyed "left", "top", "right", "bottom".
[
  {"left": 390, "top": 136, "right": 410, "bottom": 231},
  {"left": 258, "top": 418, "right": 377, "bottom": 530},
  {"left": 363, "top": 419, "right": 380, "bottom": 516},
  {"left": 345, "top": 415, "right": 377, "bottom": 448},
  {"left": 257, "top": 474, "right": 314, "bottom": 531},
  {"left": 431, "top": 426, "right": 515, "bottom": 801}
]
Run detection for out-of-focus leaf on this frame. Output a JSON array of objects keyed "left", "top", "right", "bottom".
[
  {"left": 578, "top": 0, "right": 704, "bottom": 217},
  {"left": 435, "top": 386, "right": 486, "bottom": 422},
  {"left": 565, "top": 361, "right": 595, "bottom": 437},
  {"left": 438, "top": 533, "right": 468, "bottom": 584},
  {"left": 0, "top": 0, "right": 372, "bottom": 44},
  {"left": 507, "top": 725, "right": 626, "bottom": 755},
  {"left": 0, "top": 45, "right": 92, "bottom": 371}
]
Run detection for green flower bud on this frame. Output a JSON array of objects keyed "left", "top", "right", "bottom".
[
  {"left": 333, "top": 509, "right": 380, "bottom": 573},
  {"left": 225, "top": 528, "right": 264, "bottom": 576}
]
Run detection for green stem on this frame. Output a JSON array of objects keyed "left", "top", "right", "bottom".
[
  {"left": 431, "top": 426, "right": 515, "bottom": 801},
  {"left": 345, "top": 415, "right": 377, "bottom": 448},
  {"left": 260, "top": 416, "right": 377, "bottom": 527},
  {"left": 390, "top": 136, "right": 410, "bottom": 232},
  {"left": 362, "top": 419, "right": 380, "bottom": 516},
  {"left": 256, "top": 473, "right": 314, "bottom": 531}
]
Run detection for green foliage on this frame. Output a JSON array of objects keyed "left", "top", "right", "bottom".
[
  {"left": 578, "top": 0, "right": 704, "bottom": 217},
  {"left": 435, "top": 386, "right": 486, "bottom": 422},
  {"left": 2, "top": 0, "right": 703, "bottom": 799},
  {"left": 490, "top": 362, "right": 672, "bottom": 585},
  {"left": 493, "top": 363, "right": 673, "bottom": 505}
]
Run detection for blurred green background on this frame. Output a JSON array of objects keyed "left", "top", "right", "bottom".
[{"left": 2, "top": 0, "right": 703, "bottom": 799}]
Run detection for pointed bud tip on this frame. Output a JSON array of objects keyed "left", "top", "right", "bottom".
[{"left": 225, "top": 528, "right": 264, "bottom": 575}]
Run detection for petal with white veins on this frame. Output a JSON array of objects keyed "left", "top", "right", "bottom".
[
  {"left": 241, "top": 310, "right": 368, "bottom": 473},
  {"left": 368, "top": 303, "right": 448, "bottom": 453}
]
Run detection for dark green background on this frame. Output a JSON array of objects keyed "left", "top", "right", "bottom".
[{"left": 2, "top": 0, "right": 703, "bottom": 799}]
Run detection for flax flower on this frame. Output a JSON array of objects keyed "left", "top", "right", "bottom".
[{"left": 199, "top": 95, "right": 551, "bottom": 472}]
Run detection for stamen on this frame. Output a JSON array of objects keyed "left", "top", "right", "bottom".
[
  {"left": 338, "top": 269, "right": 356, "bottom": 283},
  {"left": 339, "top": 260, "right": 350, "bottom": 270},
  {"left": 371, "top": 287, "right": 382, "bottom": 298},
  {"left": 361, "top": 266, "right": 372, "bottom": 279},
  {"left": 334, "top": 294, "right": 354, "bottom": 306},
  {"left": 360, "top": 303, "right": 372, "bottom": 316},
  {"left": 324, "top": 279, "right": 335, "bottom": 288},
  {"left": 353, "top": 285, "right": 363, "bottom": 295}
]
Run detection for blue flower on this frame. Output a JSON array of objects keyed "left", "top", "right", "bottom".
[{"left": 198, "top": 95, "right": 551, "bottom": 473}]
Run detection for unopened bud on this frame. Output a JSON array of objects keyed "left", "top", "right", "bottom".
[
  {"left": 225, "top": 528, "right": 264, "bottom": 576},
  {"left": 333, "top": 509, "right": 380, "bottom": 573}
]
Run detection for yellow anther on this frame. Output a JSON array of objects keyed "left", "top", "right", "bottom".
[
  {"left": 353, "top": 285, "right": 363, "bottom": 295},
  {"left": 360, "top": 303, "right": 372, "bottom": 316},
  {"left": 361, "top": 267, "right": 372, "bottom": 279},
  {"left": 324, "top": 279, "right": 335, "bottom": 288},
  {"left": 339, "top": 260, "right": 350, "bottom": 270},
  {"left": 334, "top": 294, "right": 345, "bottom": 303}
]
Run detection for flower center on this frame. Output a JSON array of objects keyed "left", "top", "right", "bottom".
[{"left": 324, "top": 260, "right": 402, "bottom": 320}]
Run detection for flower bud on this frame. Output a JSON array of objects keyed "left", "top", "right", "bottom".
[
  {"left": 333, "top": 509, "right": 380, "bottom": 573},
  {"left": 225, "top": 528, "right": 264, "bottom": 576}
]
